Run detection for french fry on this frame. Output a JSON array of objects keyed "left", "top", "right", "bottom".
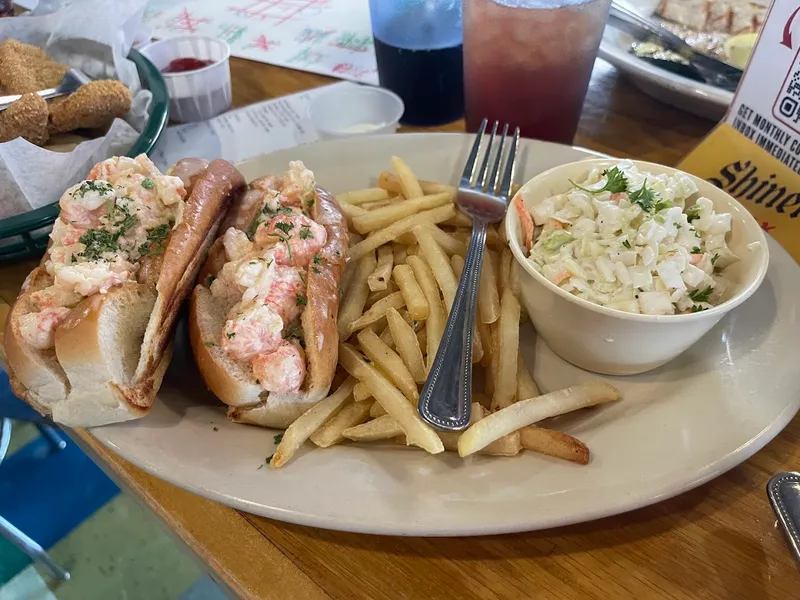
[
  {"left": 450, "top": 254, "right": 483, "bottom": 364},
  {"left": 443, "top": 210, "right": 472, "bottom": 228},
  {"left": 271, "top": 378, "right": 356, "bottom": 468},
  {"left": 353, "top": 381, "right": 372, "bottom": 402},
  {"left": 386, "top": 307, "right": 426, "bottom": 384},
  {"left": 520, "top": 427, "right": 590, "bottom": 464},
  {"left": 392, "top": 242, "right": 408, "bottom": 265},
  {"left": 486, "top": 225, "right": 500, "bottom": 249},
  {"left": 477, "top": 320, "right": 493, "bottom": 368},
  {"left": 343, "top": 415, "right": 404, "bottom": 442},
  {"left": 517, "top": 355, "right": 540, "bottom": 401},
  {"left": 407, "top": 255, "right": 444, "bottom": 371},
  {"left": 378, "top": 171, "right": 455, "bottom": 197},
  {"left": 414, "top": 226, "right": 457, "bottom": 310},
  {"left": 509, "top": 259, "right": 522, "bottom": 301},
  {"left": 353, "top": 192, "right": 452, "bottom": 234},
  {"left": 489, "top": 322, "right": 501, "bottom": 397},
  {"left": 338, "top": 200, "right": 367, "bottom": 231},
  {"left": 366, "top": 280, "right": 398, "bottom": 308},
  {"left": 310, "top": 401, "right": 372, "bottom": 448},
  {"left": 357, "top": 328, "right": 419, "bottom": 402},
  {"left": 438, "top": 404, "right": 521, "bottom": 456},
  {"left": 337, "top": 187, "right": 390, "bottom": 206},
  {"left": 391, "top": 156, "right": 424, "bottom": 198},
  {"left": 478, "top": 248, "right": 500, "bottom": 324},
  {"left": 339, "top": 344, "right": 444, "bottom": 454},
  {"left": 498, "top": 214, "right": 509, "bottom": 246},
  {"left": 458, "top": 382, "right": 622, "bottom": 457},
  {"left": 338, "top": 253, "right": 378, "bottom": 339},
  {"left": 392, "top": 264, "right": 429, "bottom": 321},
  {"left": 370, "top": 402, "right": 388, "bottom": 418},
  {"left": 416, "top": 328, "right": 427, "bottom": 354},
  {"left": 368, "top": 245, "right": 394, "bottom": 292},
  {"left": 491, "top": 288, "right": 521, "bottom": 410},
  {"left": 348, "top": 291, "right": 405, "bottom": 334},
  {"left": 378, "top": 323, "right": 394, "bottom": 347},
  {"left": 362, "top": 199, "right": 394, "bottom": 211},
  {"left": 414, "top": 224, "right": 467, "bottom": 256},
  {"left": 499, "top": 248, "right": 513, "bottom": 290},
  {"left": 348, "top": 205, "right": 455, "bottom": 261}
]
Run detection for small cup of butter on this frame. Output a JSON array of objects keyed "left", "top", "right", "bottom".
[{"left": 309, "top": 85, "right": 404, "bottom": 139}]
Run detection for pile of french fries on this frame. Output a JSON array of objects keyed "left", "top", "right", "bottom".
[{"left": 271, "top": 157, "right": 621, "bottom": 469}]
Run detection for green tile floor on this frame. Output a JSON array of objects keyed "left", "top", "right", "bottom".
[{"left": 1, "top": 424, "right": 225, "bottom": 600}]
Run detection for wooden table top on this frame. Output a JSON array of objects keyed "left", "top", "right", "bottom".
[{"left": 2, "top": 57, "right": 798, "bottom": 600}]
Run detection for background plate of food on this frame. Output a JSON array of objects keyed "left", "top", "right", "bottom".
[
  {"left": 0, "top": 0, "right": 169, "bottom": 260},
  {"left": 67, "top": 133, "right": 800, "bottom": 536},
  {"left": 598, "top": 0, "right": 764, "bottom": 120}
]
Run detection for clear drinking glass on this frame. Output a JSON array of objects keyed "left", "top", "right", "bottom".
[
  {"left": 368, "top": 0, "right": 464, "bottom": 126},
  {"left": 463, "top": 0, "right": 611, "bottom": 144}
]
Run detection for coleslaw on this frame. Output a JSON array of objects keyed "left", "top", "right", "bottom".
[{"left": 518, "top": 160, "right": 738, "bottom": 315}]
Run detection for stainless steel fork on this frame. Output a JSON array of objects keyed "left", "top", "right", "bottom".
[{"left": 418, "top": 119, "right": 519, "bottom": 431}]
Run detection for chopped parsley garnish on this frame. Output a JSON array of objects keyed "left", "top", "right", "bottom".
[
  {"left": 691, "top": 247, "right": 702, "bottom": 254},
  {"left": 274, "top": 221, "right": 294, "bottom": 235},
  {"left": 306, "top": 197, "right": 315, "bottom": 210},
  {"left": 688, "top": 287, "right": 713, "bottom": 303},
  {"left": 204, "top": 341, "right": 215, "bottom": 347},
  {"left": 711, "top": 253, "right": 719, "bottom": 265},
  {"left": 312, "top": 266, "right": 321, "bottom": 274},
  {"left": 206, "top": 274, "right": 216, "bottom": 286},
  {"left": 73, "top": 180, "right": 113, "bottom": 197},
  {"left": 141, "top": 178, "right": 155, "bottom": 190},
  {"left": 571, "top": 167, "right": 628, "bottom": 195},
  {"left": 299, "top": 225, "right": 313, "bottom": 240},
  {"left": 227, "top": 332, "right": 236, "bottom": 339},
  {"left": 629, "top": 180, "right": 657, "bottom": 212},
  {"left": 78, "top": 228, "right": 122, "bottom": 261},
  {"left": 295, "top": 293, "right": 307, "bottom": 306},
  {"left": 268, "top": 231, "right": 293, "bottom": 261},
  {"left": 138, "top": 223, "right": 170, "bottom": 257},
  {"left": 690, "top": 305, "right": 708, "bottom": 313},
  {"left": 273, "top": 433, "right": 283, "bottom": 445},
  {"left": 622, "top": 240, "right": 631, "bottom": 249},
  {"left": 266, "top": 455, "right": 273, "bottom": 465},
  {"left": 654, "top": 199, "right": 673, "bottom": 212},
  {"left": 685, "top": 205, "right": 701, "bottom": 223},
  {"left": 255, "top": 379, "right": 260, "bottom": 385},
  {"left": 284, "top": 322, "right": 303, "bottom": 342},
  {"left": 313, "top": 254, "right": 323, "bottom": 265},
  {"left": 71, "top": 254, "right": 78, "bottom": 263},
  {"left": 261, "top": 205, "right": 293, "bottom": 218}
]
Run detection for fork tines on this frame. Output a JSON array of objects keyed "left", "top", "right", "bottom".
[{"left": 461, "top": 118, "right": 520, "bottom": 200}]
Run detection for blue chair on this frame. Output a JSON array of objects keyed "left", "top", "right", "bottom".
[{"left": 0, "top": 370, "right": 70, "bottom": 582}]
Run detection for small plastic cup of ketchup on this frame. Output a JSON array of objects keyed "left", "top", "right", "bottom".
[{"left": 139, "top": 36, "right": 232, "bottom": 123}]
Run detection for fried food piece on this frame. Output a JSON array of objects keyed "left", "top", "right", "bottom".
[
  {"left": 0, "top": 93, "right": 49, "bottom": 146},
  {"left": 48, "top": 80, "right": 132, "bottom": 135},
  {"left": 0, "top": 39, "right": 69, "bottom": 94}
]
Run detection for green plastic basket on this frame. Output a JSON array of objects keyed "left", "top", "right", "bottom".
[{"left": 0, "top": 48, "right": 170, "bottom": 261}]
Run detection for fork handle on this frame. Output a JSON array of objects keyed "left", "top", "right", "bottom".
[{"left": 418, "top": 220, "right": 487, "bottom": 431}]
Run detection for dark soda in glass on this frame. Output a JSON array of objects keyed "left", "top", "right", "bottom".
[{"left": 369, "top": 1, "right": 464, "bottom": 126}]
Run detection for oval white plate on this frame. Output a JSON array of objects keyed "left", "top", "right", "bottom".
[
  {"left": 598, "top": 0, "right": 734, "bottom": 121},
  {"left": 92, "top": 133, "right": 800, "bottom": 536}
]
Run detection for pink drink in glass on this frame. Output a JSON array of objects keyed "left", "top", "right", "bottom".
[{"left": 464, "top": 0, "right": 611, "bottom": 144}]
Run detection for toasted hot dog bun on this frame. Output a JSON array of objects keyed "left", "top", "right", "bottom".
[
  {"left": 5, "top": 157, "right": 245, "bottom": 427},
  {"left": 189, "top": 185, "right": 348, "bottom": 428}
]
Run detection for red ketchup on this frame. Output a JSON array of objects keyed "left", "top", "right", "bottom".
[{"left": 161, "top": 58, "right": 214, "bottom": 74}]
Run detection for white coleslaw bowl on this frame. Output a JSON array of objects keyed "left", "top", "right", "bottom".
[{"left": 505, "top": 159, "right": 770, "bottom": 375}]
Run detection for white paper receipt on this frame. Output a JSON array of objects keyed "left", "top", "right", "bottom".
[{"left": 150, "top": 82, "right": 357, "bottom": 170}]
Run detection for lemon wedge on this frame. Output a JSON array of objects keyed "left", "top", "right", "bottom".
[{"left": 724, "top": 33, "right": 758, "bottom": 69}]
